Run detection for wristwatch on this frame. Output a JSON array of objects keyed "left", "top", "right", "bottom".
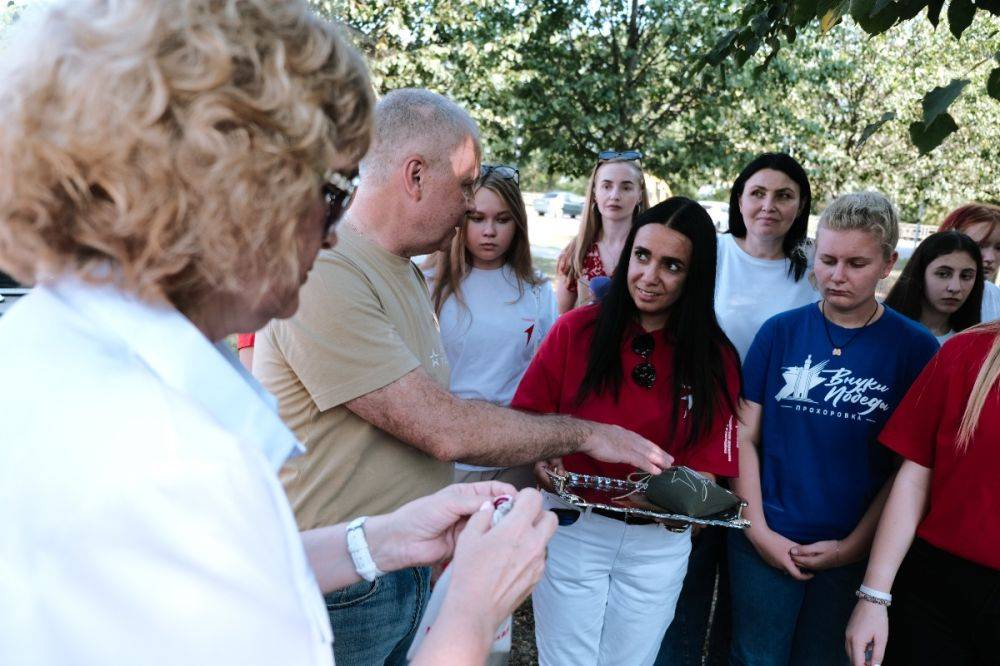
[{"left": 346, "top": 516, "right": 385, "bottom": 582}]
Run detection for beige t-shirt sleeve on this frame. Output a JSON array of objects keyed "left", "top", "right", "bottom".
[{"left": 275, "top": 253, "right": 421, "bottom": 411}]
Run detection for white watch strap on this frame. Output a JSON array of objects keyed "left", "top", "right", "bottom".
[{"left": 346, "top": 516, "right": 384, "bottom": 582}]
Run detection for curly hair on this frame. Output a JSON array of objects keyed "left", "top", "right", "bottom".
[{"left": 0, "top": 0, "right": 373, "bottom": 312}]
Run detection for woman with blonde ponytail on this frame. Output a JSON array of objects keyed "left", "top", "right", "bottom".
[{"left": 845, "top": 322, "right": 1000, "bottom": 666}]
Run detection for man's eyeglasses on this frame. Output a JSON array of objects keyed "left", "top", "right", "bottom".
[
  {"left": 480, "top": 164, "right": 520, "bottom": 185},
  {"left": 631, "top": 332, "right": 656, "bottom": 389},
  {"left": 598, "top": 149, "right": 642, "bottom": 162},
  {"left": 322, "top": 169, "right": 359, "bottom": 238}
]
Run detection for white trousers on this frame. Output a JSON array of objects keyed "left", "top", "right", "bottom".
[{"left": 533, "top": 494, "right": 692, "bottom": 666}]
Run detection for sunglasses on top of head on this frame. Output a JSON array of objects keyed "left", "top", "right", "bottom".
[
  {"left": 322, "top": 169, "right": 360, "bottom": 238},
  {"left": 480, "top": 164, "right": 520, "bottom": 185},
  {"left": 598, "top": 149, "right": 642, "bottom": 162}
]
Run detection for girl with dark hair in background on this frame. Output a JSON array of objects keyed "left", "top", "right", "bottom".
[
  {"left": 658, "top": 152, "right": 818, "bottom": 666},
  {"left": 513, "top": 197, "right": 741, "bottom": 666},
  {"left": 884, "top": 231, "right": 983, "bottom": 344},
  {"left": 430, "top": 165, "right": 556, "bottom": 488},
  {"left": 556, "top": 150, "right": 650, "bottom": 313},
  {"left": 937, "top": 202, "right": 1000, "bottom": 322}
]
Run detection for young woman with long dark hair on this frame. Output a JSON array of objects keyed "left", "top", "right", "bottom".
[
  {"left": 845, "top": 322, "right": 1000, "bottom": 665},
  {"left": 556, "top": 150, "right": 650, "bottom": 313},
  {"left": 729, "top": 192, "right": 939, "bottom": 665},
  {"left": 658, "top": 152, "right": 818, "bottom": 666},
  {"left": 937, "top": 203, "right": 1000, "bottom": 323},
  {"left": 884, "top": 231, "right": 983, "bottom": 343},
  {"left": 513, "top": 197, "right": 741, "bottom": 666},
  {"left": 430, "top": 165, "right": 556, "bottom": 488}
]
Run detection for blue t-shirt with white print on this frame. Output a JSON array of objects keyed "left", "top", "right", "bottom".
[{"left": 742, "top": 302, "right": 938, "bottom": 543}]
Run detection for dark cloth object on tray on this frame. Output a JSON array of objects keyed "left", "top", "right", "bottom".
[{"left": 644, "top": 466, "right": 742, "bottom": 519}]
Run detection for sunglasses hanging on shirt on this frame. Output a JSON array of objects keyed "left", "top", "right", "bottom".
[{"left": 631, "top": 332, "right": 656, "bottom": 389}]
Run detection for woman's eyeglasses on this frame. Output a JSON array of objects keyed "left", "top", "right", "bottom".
[
  {"left": 631, "top": 332, "right": 656, "bottom": 389},
  {"left": 322, "top": 169, "right": 360, "bottom": 238},
  {"left": 598, "top": 149, "right": 642, "bottom": 162},
  {"left": 480, "top": 164, "right": 519, "bottom": 185}
]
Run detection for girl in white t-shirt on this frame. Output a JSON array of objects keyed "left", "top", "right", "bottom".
[
  {"left": 430, "top": 165, "right": 557, "bottom": 488},
  {"left": 884, "top": 230, "right": 984, "bottom": 344}
]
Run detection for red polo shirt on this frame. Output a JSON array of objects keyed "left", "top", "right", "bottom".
[
  {"left": 879, "top": 328, "right": 1000, "bottom": 570},
  {"left": 511, "top": 305, "right": 740, "bottom": 487}
]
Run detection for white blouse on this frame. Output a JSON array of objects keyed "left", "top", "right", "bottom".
[{"left": 0, "top": 279, "right": 333, "bottom": 665}]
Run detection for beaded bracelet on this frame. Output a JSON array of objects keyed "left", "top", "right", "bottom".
[{"left": 855, "top": 585, "right": 892, "bottom": 607}]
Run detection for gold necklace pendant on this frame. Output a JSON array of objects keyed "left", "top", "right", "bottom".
[{"left": 832, "top": 348, "right": 842, "bottom": 356}]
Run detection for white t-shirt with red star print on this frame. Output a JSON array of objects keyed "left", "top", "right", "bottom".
[{"left": 435, "top": 265, "right": 556, "bottom": 472}]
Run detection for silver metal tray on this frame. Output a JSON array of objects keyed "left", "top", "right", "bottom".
[{"left": 546, "top": 470, "right": 751, "bottom": 529}]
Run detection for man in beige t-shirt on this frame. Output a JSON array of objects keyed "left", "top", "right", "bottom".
[
  {"left": 254, "top": 89, "right": 671, "bottom": 666},
  {"left": 257, "top": 224, "right": 452, "bottom": 529}
]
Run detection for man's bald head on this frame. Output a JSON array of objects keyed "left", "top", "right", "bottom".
[{"left": 360, "top": 88, "right": 480, "bottom": 185}]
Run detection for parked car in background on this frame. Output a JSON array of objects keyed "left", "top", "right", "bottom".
[
  {"left": 533, "top": 191, "right": 560, "bottom": 216},
  {"left": 698, "top": 200, "right": 730, "bottom": 231},
  {"left": 0, "top": 271, "right": 28, "bottom": 317},
  {"left": 533, "top": 190, "right": 580, "bottom": 217},
  {"left": 561, "top": 193, "right": 585, "bottom": 218}
]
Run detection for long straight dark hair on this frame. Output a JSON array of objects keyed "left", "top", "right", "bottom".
[
  {"left": 727, "top": 152, "right": 812, "bottom": 281},
  {"left": 884, "top": 231, "right": 984, "bottom": 333},
  {"left": 576, "top": 197, "right": 740, "bottom": 450}
]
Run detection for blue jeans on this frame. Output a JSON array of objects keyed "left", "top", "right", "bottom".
[
  {"left": 324, "top": 566, "right": 430, "bottom": 666},
  {"left": 655, "top": 527, "right": 731, "bottom": 666},
  {"left": 728, "top": 530, "right": 863, "bottom": 666}
]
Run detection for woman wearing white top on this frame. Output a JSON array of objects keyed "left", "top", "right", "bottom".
[
  {"left": 937, "top": 202, "right": 1000, "bottom": 323},
  {"left": 0, "top": 3, "right": 554, "bottom": 665},
  {"left": 431, "top": 165, "right": 557, "bottom": 488},
  {"left": 656, "top": 152, "right": 817, "bottom": 666},
  {"left": 714, "top": 152, "right": 818, "bottom": 361}
]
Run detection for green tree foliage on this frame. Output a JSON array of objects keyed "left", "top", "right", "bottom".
[
  {"left": 1, "top": 1, "right": 991, "bottom": 221},
  {"left": 318, "top": 0, "right": 752, "bottom": 193},
  {"left": 720, "top": 19, "right": 999, "bottom": 221},
  {"left": 317, "top": 0, "right": 995, "bottom": 220},
  {"left": 710, "top": 0, "right": 1000, "bottom": 153}
]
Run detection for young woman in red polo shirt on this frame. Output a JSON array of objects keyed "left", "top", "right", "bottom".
[
  {"left": 845, "top": 323, "right": 1000, "bottom": 665},
  {"left": 512, "top": 197, "right": 741, "bottom": 666}
]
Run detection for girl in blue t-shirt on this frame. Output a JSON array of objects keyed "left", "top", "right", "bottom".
[{"left": 729, "top": 192, "right": 939, "bottom": 665}]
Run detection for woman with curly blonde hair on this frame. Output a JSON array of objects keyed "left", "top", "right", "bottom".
[{"left": 0, "top": 2, "right": 553, "bottom": 665}]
